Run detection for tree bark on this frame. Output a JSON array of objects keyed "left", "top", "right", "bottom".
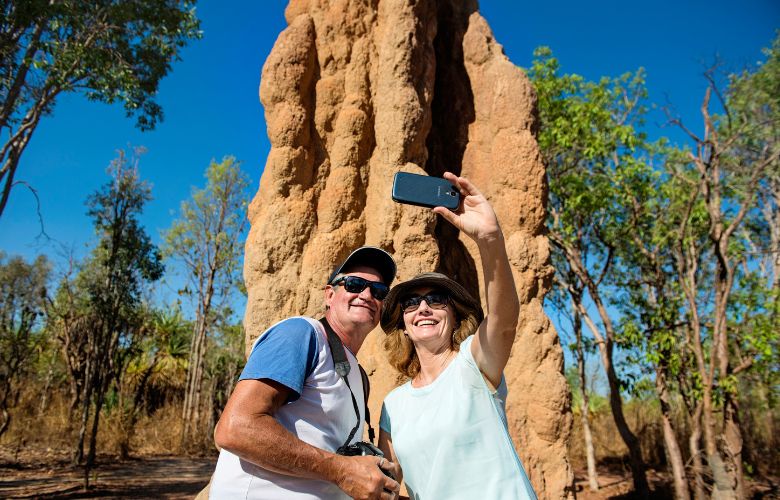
[
  {"left": 686, "top": 404, "right": 707, "bottom": 500},
  {"left": 605, "top": 357, "right": 649, "bottom": 497},
  {"left": 38, "top": 364, "right": 54, "bottom": 416},
  {"left": 182, "top": 265, "right": 217, "bottom": 446},
  {"left": 0, "top": 409, "right": 9, "bottom": 437},
  {"left": 573, "top": 307, "right": 599, "bottom": 491},
  {"left": 73, "top": 351, "right": 95, "bottom": 465},
  {"left": 572, "top": 280, "right": 650, "bottom": 496},
  {"left": 656, "top": 366, "right": 690, "bottom": 500},
  {"left": 182, "top": 311, "right": 208, "bottom": 446}
]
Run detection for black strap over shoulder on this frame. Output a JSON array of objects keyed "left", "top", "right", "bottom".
[
  {"left": 319, "top": 318, "right": 376, "bottom": 444},
  {"left": 359, "top": 365, "right": 374, "bottom": 443}
]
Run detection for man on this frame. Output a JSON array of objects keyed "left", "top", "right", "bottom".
[{"left": 210, "top": 247, "right": 401, "bottom": 499}]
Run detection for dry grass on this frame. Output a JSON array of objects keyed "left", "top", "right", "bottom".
[
  {"left": 568, "top": 399, "right": 666, "bottom": 469},
  {"left": 1, "top": 389, "right": 214, "bottom": 458}
]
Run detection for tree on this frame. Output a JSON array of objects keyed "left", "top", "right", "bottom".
[
  {"left": 0, "top": 252, "right": 50, "bottom": 437},
  {"left": 554, "top": 271, "right": 600, "bottom": 491},
  {"left": 614, "top": 149, "right": 702, "bottom": 499},
  {"left": 48, "top": 255, "right": 93, "bottom": 421},
  {"left": 531, "top": 41, "right": 780, "bottom": 498},
  {"left": 163, "top": 156, "right": 249, "bottom": 446},
  {"left": 52, "top": 148, "right": 163, "bottom": 485},
  {"left": 662, "top": 34, "right": 780, "bottom": 499},
  {"left": 528, "top": 47, "right": 653, "bottom": 496},
  {"left": 0, "top": 0, "right": 201, "bottom": 218}
]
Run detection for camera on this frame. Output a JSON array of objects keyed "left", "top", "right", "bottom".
[{"left": 337, "top": 442, "right": 395, "bottom": 479}]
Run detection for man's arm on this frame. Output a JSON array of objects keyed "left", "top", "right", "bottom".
[{"left": 215, "top": 378, "right": 399, "bottom": 499}]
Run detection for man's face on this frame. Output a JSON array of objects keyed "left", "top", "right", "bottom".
[{"left": 325, "top": 265, "right": 385, "bottom": 332}]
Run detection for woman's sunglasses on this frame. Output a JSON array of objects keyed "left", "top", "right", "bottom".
[
  {"left": 400, "top": 292, "right": 449, "bottom": 313},
  {"left": 331, "top": 276, "right": 389, "bottom": 300}
]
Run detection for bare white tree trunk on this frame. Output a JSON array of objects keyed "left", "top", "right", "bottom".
[{"left": 573, "top": 306, "right": 599, "bottom": 491}]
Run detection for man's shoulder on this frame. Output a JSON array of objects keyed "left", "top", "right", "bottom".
[
  {"left": 270, "top": 315, "right": 322, "bottom": 334},
  {"left": 275, "top": 316, "right": 322, "bottom": 334},
  {"left": 250, "top": 316, "right": 323, "bottom": 352},
  {"left": 240, "top": 316, "right": 325, "bottom": 396}
]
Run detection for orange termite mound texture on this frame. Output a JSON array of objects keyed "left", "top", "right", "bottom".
[{"left": 243, "top": 0, "right": 574, "bottom": 497}]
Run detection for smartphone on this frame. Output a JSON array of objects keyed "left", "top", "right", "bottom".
[{"left": 391, "top": 172, "right": 461, "bottom": 210}]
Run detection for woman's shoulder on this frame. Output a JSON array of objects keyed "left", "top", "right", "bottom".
[
  {"left": 383, "top": 379, "right": 412, "bottom": 405},
  {"left": 456, "top": 335, "right": 476, "bottom": 364}
]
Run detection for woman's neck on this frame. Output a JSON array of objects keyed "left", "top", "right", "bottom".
[{"left": 412, "top": 347, "right": 456, "bottom": 388}]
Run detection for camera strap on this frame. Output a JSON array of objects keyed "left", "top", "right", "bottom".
[{"left": 319, "top": 318, "right": 376, "bottom": 447}]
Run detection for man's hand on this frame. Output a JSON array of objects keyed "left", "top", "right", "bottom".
[
  {"left": 217, "top": 379, "right": 400, "bottom": 498},
  {"left": 331, "top": 454, "right": 401, "bottom": 499}
]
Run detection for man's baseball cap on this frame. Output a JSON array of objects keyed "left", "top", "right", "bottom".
[{"left": 327, "top": 246, "right": 397, "bottom": 286}]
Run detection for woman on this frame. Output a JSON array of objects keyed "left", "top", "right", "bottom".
[{"left": 378, "top": 172, "right": 537, "bottom": 499}]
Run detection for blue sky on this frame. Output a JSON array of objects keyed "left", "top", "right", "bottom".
[{"left": 1, "top": 0, "right": 777, "bottom": 309}]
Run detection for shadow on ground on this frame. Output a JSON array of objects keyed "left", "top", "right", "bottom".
[{"left": 0, "top": 450, "right": 215, "bottom": 499}]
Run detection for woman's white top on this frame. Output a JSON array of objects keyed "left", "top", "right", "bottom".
[{"left": 380, "top": 336, "right": 537, "bottom": 500}]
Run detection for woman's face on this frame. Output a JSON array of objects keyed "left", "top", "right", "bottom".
[{"left": 401, "top": 287, "right": 458, "bottom": 350}]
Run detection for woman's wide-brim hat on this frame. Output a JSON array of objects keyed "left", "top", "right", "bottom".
[{"left": 380, "top": 272, "right": 484, "bottom": 333}]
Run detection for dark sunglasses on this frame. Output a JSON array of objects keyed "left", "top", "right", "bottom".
[
  {"left": 400, "top": 292, "right": 449, "bottom": 313},
  {"left": 331, "top": 276, "right": 389, "bottom": 300}
]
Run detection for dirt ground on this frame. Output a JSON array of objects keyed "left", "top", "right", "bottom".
[
  {"left": 0, "top": 447, "right": 215, "bottom": 499},
  {"left": 571, "top": 467, "right": 780, "bottom": 500},
  {"left": 2, "top": 446, "right": 778, "bottom": 499}
]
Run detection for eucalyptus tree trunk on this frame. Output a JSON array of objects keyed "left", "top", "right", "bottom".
[
  {"left": 642, "top": 284, "right": 690, "bottom": 500},
  {"left": 655, "top": 366, "right": 690, "bottom": 500},
  {"left": 574, "top": 281, "right": 649, "bottom": 497},
  {"left": 182, "top": 312, "right": 207, "bottom": 445},
  {"left": 688, "top": 404, "right": 707, "bottom": 500},
  {"left": 182, "top": 268, "right": 216, "bottom": 447},
  {"left": 169, "top": 157, "right": 248, "bottom": 449},
  {"left": 73, "top": 345, "right": 95, "bottom": 465},
  {"left": 38, "top": 363, "right": 54, "bottom": 416},
  {"left": 602, "top": 345, "right": 648, "bottom": 497},
  {"left": 573, "top": 308, "right": 599, "bottom": 491},
  {"left": 675, "top": 214, "right": 737, "bottom": 500},
  {"left": 554, "top": 238, "right": 650, "bottom": 497}
]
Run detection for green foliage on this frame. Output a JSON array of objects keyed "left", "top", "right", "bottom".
[
  {"left": 82, "top": 148, "right": 164, "bottom": 314},
  {"left": 528, "top": 45, "right": 652, "bottom": 372},
  {"left": 729, "top": 271, "right": 780, "bottom": 406},
  {"left": 720, "top": 36, "right": 780, "bottom": 405},
  {"left": 530, "top": 48, "right": 653, "bottom": 308},
  {"left": 148, "top": 306, "right": 192, "bottom": 381},
  {"left": 0, "top": 0, "right": 202, "bottom": 218},
  {"left": 1, "top": 0, "right": 202, "bottom": 130},
  {"left": 49, "top": 148, "right": 164, "bottom": 463},
  {"left": 205, "top": 318, "right": 245, "bottom": 404},
  {"left": 123, "top": 304, "right": 191, "bottom": 412},
  {"left": 722, "top": 34, "right": 780, "bottom": 174},
  {"left": 536, "top": 34, "right": 780, "bottom": 486},
  {"left": 163, "top": 155, "right": 249, "bottom": 440},
  {"left": 565, "top": 365, "right": 609, "bottom": 415},
  {"left": 0, "top": 252, "right": 51, "bottom": 435},
  {"left": 0, "top": 253, "right": 50, "bottom": 359},
  {"left": 163, "top": 156, "right": 249, "bottom": 317}
]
